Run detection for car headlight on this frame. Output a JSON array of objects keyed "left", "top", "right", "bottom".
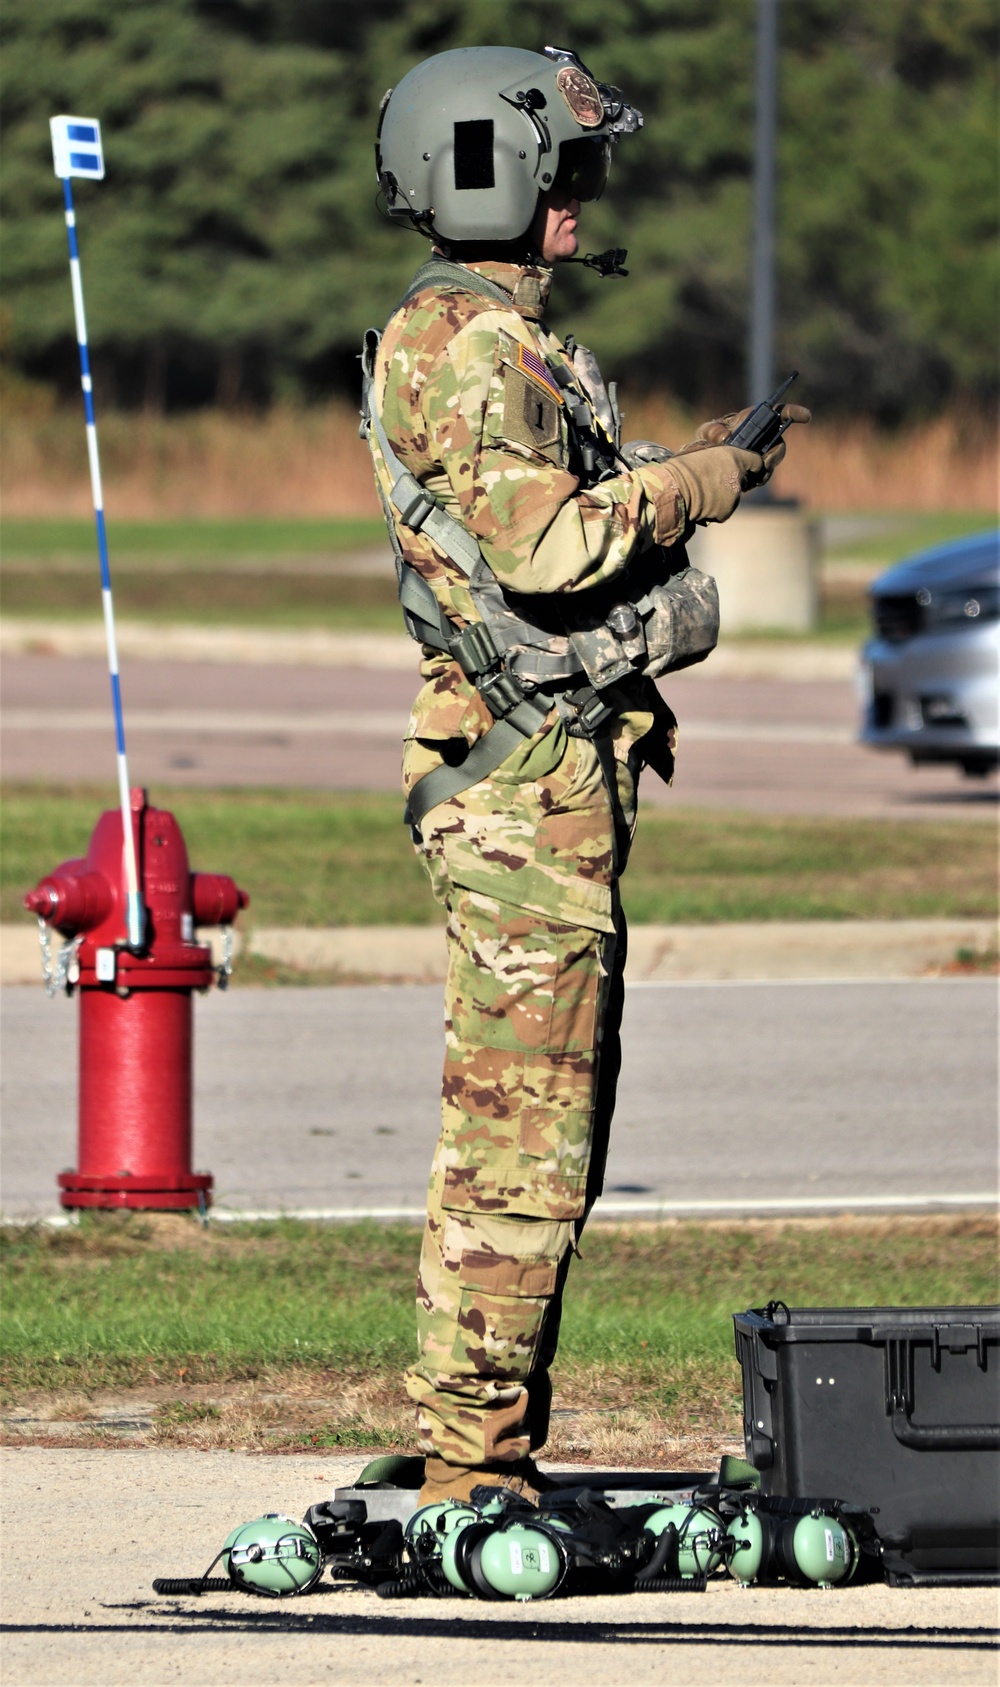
[{"left": 919, "top": 584, "right": 999, "bottom": 627}]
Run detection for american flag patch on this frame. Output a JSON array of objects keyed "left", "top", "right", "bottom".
[{"left": 517, "top": 343, "right": 564, "bottom": 404}]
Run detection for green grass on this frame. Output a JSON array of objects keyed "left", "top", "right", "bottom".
[
  {"left": 3, "top": 510, "right": 992, "bottom": 640},
  {"left": 0, "top": 568, "right": 402, "bottom": 631},
  {"left": 4, "top": 784, "right": 996, "bottom": 929},
  {"left": 1, "top": 1216, "right": 994, "bottom": 1413},
  {"left": 0, "top": 516, "right": 387, "bottom": 564},
  {"left": 0, "top": 516, "right": 399, "bottom": 630},
  {"left": 822, "top": 510, "right": 995, "bottom": 567},
  {"left": 0, "top": 1219, "right": 416, "bottom": 1390},
  {"left": 622, "top": 808, "right": 997, "bottom": 924}
]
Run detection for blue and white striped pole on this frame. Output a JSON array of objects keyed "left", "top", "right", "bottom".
[{"left": 50, "top": 115, "right": 145, "bottom": 950}]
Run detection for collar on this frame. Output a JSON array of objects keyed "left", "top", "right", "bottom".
[{"left": 452, "top": 259, "right": 554, "bottom": 321}]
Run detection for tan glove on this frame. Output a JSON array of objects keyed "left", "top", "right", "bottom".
[
  {"left": 657, "top": 443, "right": 765, "bottom": 525},
  {"left": 689, "top": 401, "right": 812, "bottom": 485},
  {"left": 693, "top": 401, "right": 812, "bottom": 444}
]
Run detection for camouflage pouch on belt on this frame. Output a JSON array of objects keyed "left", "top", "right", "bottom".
[{"left": 566, "top": 546, "right": 720, "bottom": 689}]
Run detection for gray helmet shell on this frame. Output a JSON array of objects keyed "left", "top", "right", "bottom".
[{"left": 376, "top": 45, "right": 641, "bottom": 243}]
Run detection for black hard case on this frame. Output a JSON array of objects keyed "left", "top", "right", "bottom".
[{"left": 733, "top": 1304, "right": 1000, "bottom": 1584}]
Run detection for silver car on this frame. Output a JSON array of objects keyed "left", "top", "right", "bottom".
[{"left": 859, "top": 530, "right": 999, "bottom": 777}]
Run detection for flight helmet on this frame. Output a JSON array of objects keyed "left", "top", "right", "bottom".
[{"left": 375, "top": 44, "right": 642, "bottom": 244}]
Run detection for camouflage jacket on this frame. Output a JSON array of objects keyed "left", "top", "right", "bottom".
[{"left": 371, "top": 257, "right": 683, "bottom": 767}]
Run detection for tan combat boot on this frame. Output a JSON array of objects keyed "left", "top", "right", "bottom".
[{"left": 417, "top": 1455, "right": 554, "bottom": 1508}]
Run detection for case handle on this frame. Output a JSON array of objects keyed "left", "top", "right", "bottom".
[
  {"left": 890, "top": 1410, "right": 1000, "bottom": 1452},
  {"left": 886, "top": 1335, "right": 1000, "bottom": 1449}
]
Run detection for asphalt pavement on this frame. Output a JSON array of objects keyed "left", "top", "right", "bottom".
[
  {"left": 3, "top": 978, "right": 995, "bottom": 1220},
  {"left": 3, "top": 650, "right": 997, "bottom": 817}
]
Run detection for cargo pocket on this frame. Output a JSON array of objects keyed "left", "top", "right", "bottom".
[
  {"left": 442, "top": 1161, "right": 589, "bottom": 1224},
  {"left": 440, "top": 1049, "right": 595, "bottom": 1223},
  {"left": 452, "top": 1250, "right": 559, "bottom": 1378},
  {"left": 516, "top": 1048, "right": 596, "bottom": 1216},
  {"left": 445, "top": 895, "right": 606, "bottom": 1055}
]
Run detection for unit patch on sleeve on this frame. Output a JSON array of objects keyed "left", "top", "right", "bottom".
[{"left": 499, "top": 342, "right": 564, "bottom": 459}]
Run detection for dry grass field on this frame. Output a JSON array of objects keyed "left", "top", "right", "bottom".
[{"left": 2, "top": 395, "right": 995, "bottom": 520}]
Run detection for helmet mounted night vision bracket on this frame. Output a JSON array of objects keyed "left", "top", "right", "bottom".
[{"left": 543, "top": 44, "right": 643, "bottom": 136}]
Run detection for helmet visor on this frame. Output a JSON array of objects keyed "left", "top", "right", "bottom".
[{"left": 552, "top": 136, "right": 612, "bottom": 202}]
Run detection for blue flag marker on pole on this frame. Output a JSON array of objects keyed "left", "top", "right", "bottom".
[{"left": 50, "top": 115, "right": 145, "bottom": 950}]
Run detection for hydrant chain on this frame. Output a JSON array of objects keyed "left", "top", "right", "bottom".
[
  {"left": 216, "top": 925, "right": 235, "bottom": 991},
  {"left": 37, "top": 917, "right": 82, "bottom": 999}
]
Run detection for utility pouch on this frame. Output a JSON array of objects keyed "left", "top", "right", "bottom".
[{"left": 567, "top": 549, "right": 720, "bottom": 689}]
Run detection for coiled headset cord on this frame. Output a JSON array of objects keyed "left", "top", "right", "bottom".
[
  {"left": 152, "top": 1577, "right": 232, "bottom": 1596},
  {"left": 153, "top": 1547, "right": 229, "bottom": 1596},
  {"left": 632, "top": 1523, "right": 708, "bottom": 1593}
]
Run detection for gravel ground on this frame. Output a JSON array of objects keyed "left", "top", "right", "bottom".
[{"left": 3, "top": 1448, "right": 997, "bottom": 1686}]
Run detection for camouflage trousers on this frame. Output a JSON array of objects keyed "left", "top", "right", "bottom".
[{"left": 402, "top": 720, "right": 631, "bottom": 1468}]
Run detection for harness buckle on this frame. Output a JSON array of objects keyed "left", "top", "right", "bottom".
[
  {"left": 563, "top": 687, "right": 614, "bottom": 737},
  {"left": 393, "top": 478, "right": 437, "bottom": 532}
]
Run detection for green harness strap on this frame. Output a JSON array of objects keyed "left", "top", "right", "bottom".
[
  {"left": 362, "top": 260, "right": 624, "bottom": 860},
  {"left": 398, "top": 258, "right": 516, "bottom": 311}
]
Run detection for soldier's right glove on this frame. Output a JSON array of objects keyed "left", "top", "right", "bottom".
[{"left": 657, "top": 443, "right": 766, "bottom": 526}]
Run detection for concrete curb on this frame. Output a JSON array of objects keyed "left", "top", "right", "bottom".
[
  {"left": 3, "top": 918, "right": 994, "bottom": 985},
  {"left": 1, "top": 617, "right": 859, "bottom": 678},
  {"left": 1, "top": 619, "right": 419, "bottom": 669}
]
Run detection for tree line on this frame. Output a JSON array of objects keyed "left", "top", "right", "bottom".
[{"left": 1, "top": 0, "right": 996, "bottom": 420}]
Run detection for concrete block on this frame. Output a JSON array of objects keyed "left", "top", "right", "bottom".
[
  {"left": 688, "top": 501, "right": 820, "bottom": 633},
  {"left": 248, "top": 924, "right": 447, "bottom": 981}
]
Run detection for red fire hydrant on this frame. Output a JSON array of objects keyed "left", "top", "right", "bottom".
[{"left": 25, "top": 787, "right": 248, "bottom": 1213}]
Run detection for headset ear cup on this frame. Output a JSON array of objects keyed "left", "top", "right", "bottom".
[
  {"left": 452, "top": 1523, "right": 504, "bottom": 1600},
  {"left": 468, "top": 1525, "right": 511, "bottom": 1601}
]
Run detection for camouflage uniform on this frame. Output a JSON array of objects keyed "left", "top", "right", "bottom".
[{"left": 370, "top": 258, "right": 685, "bottom": 1470}]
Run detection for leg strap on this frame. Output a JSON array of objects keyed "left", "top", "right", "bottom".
[
  {"left": 591, "top": 733, "right": 630, "bottom": 880},
  {"left": 404, "top": 694, "right": 550, "bottom": 838}
]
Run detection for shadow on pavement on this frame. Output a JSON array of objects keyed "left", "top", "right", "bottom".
[{"left": 6, "top": 1611, "right": 997, "bottom": 1652}]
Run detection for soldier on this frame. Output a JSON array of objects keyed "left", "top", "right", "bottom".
[{"left": 362, "top": 44, "right": 808, "bottom": 1506}]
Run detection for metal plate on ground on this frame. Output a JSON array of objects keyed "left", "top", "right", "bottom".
[{"left": 332, "top": 1470, "right": 712, "bottom": 1526}]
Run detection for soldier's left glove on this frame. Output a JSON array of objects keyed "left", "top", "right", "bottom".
[{"left": 621, "top": 439, "right": 674, "bottom": 467}]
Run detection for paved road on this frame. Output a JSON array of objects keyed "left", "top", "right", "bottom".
[
  {"left": 3, "top": 979, "right": 995, "bottom": 1219},
  {"left": 3, "top": 653, "right": 996, "bottom": 817},
  {"left": 5, "top": 1450, "right": 996, "bottom": 1687}
]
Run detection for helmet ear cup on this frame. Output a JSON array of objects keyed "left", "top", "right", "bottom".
[{"left": 452, "top": 1522, "right": 505, "bottom": 1600}]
